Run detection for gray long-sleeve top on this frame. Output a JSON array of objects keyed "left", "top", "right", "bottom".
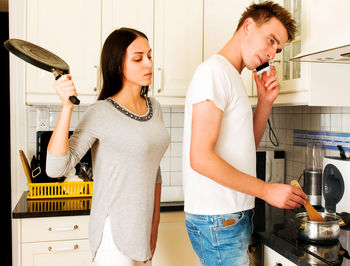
[{"left": 46, "top": 97, "right": 170, "bottom": 261}]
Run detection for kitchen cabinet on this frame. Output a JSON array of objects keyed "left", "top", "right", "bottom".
[
  {"left": 153, "top": 211, "right": 200, "bottom": 266},
  {"left": 101, "top": 0, "right": 154, "bottom": 97},
  {"left": 251, "top": 0, "right": 350, "bottom": 106},
  {"left": 263, "top": 245, "right": 297, "bottom": 266},
  {"left": 18, "top": 215, "right": 94, "bottom": 266},
  {"left": 22, "top": 240, "right": 93, "bottom": 266},
  {"left": 153, "top": 0, "right": 203, "bottom": 105},
  {"left": 101, "top": 0, "right": 153, "bottom": 46},
  {"left": 251, "top": 0, "right": 304, "bottom": 105},
  {"left": 19, "top": 0, "right": 185, "bottom": 106},
  {"left": 259, "top": 0, "right": 302, "bottom": 96},
  {"left": 203, "top": 0, "right": 254, "bottom": 96},
  {"left": 14, "top": 207, "right": 198, "bottom": 266},
  {"left": 26, "top": 0, "right": 102, "bottom": 105},
  {"left": 94, "top": 0, "right": 202, "bottom": 106}
]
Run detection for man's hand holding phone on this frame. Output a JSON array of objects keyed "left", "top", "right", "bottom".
[{"left": 254, "top": 62, "right": 280, "bottom": 106}]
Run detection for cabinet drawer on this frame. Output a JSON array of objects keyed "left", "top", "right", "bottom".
[
  {"left": 22, "top": 239, "right": 94, "bottom": 266},
  {"left": 263, "top": 245, "right": 297, "bottom": 266},
  {"left": 22, "top": 216, "right": 89, "bottom": 242}
]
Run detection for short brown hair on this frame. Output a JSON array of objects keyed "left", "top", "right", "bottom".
[{"left": 236, "top": 1, "right": 296, "bottom": 42}]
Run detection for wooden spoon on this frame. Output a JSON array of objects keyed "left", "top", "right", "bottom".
[{"left": 290, "top": 179, "right": 325, "bottom": 222}]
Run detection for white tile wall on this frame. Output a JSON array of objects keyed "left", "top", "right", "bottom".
[
  {"left": 27, "top": 105, "right": 185, "bottom": 202},
  {"left": 259, "top": 106, "right": 350, "bottom": 185},
  {"left": 161, "top": 107, "right": 184, "bottom": 201},
  {"left": 27, "top": 103, "right": 350, "bottom": 200}
]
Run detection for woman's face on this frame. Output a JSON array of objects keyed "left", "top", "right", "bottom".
[{"left": 122, "top": 37, "right": 153, "bottom": 88}]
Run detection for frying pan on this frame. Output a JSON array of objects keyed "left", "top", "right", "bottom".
[{"left": 4, "top": 39, "right": 80, "bottom": 105}]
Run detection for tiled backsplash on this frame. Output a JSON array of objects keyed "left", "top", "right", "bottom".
[
  {"left": 260, "top": 106, "right": 350, "bottom": 185},
  {"left": 27, "top": 104, "right": 350, "bottom": 197},
  {"left": 27, "top": 105, "right": 186, "bottom": 202}
]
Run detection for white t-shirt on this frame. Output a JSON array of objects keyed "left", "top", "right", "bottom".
[{"left": 183, "top": 54, "right": 256, "bottom": 215}]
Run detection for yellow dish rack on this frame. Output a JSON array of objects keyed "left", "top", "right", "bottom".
[
  {"left": 28, "top": 197, "right": 92, "bottom": 212},
  {"left": 27, "top": 181, "right": 93, "bottom": 199}
]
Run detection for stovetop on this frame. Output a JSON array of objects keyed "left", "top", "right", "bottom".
[
  {"left": 254, "top": 199, "right": 350, "bottom": 265},
  {"left": 273, "top": 209, "right": 348, "bottom": 265}
]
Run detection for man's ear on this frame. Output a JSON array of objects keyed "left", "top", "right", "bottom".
[{"left": 243, "top": 17, "right": 255, "bottom": 34}]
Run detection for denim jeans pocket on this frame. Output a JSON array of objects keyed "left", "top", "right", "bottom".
[
  {"left": 213, "top": 211, "right": 251, "bottom": 247},
  {"left": 185, "top": 219, "right": 205, "bottom": 265},
  {"left": 217, "top": 211, "right": 244, "bottom": 230}
]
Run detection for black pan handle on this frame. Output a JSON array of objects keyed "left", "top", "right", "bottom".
[{"left": 54, "top": 73, "right": 80, "bottom": 105}]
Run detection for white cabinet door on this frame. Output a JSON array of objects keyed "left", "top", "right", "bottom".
[
  {"left": 153, "top": 0, "right": 203, "bottom": 97},
  {"left": 22, "top": 239, "right": 94, "bottom": 266},
  {"left": 255, "top": 0, "right": 350, "bottom": 107},
  {"left": 26, "top": 0, "right": 101, "bottom": 105},
  {"left": 264, "top": 245, "right": 297, "bottom": 266},
  {"left": 152, "top": 212, "right": 200, "bottom": 266},
  {"left": 204, "top": 0, "right": 253, "bottom": 96},
  {"left": 101, "top": 0, "right": 154, "bottom": 94},
  {"left": 21, "top": 216, "right": 89, "bottom": 243},
  {"left": 101, "top": 0, "right": 154, "bottom": 50}
]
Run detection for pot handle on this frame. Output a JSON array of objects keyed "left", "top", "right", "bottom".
[
  {"left": 339, "top": 244, "right": 350, "bottom": 260},
  {"left": 338, "top": 212, "right": 350, "bottom": 228}
]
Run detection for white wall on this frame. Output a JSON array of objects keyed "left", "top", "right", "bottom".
[
  {"left": 26, "top": 105, "right": 185, "bottom": 202},
  {"left": 259, "top": 106, "right": 350, "bottom": 184},
  {"left": 24, "top": 104, "right": 350, "bottom": 202}
]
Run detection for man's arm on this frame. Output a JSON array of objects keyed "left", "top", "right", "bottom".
[
  {"left": 253, "top": 101, "right": 272, "bottom": 148},
  {"left": 190, "top": 100, "right": 306, "bottom": 209}
]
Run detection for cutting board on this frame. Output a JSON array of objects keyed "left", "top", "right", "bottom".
[{"left": 19, "top": 150, "right": 32, "bottom": 183}]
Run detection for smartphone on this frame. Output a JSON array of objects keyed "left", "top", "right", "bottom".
[{"left": 256, "top": 61, "right": 270, "bottom": 75}]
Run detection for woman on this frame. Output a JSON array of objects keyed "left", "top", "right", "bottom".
[{"left": 46, "top": 28, "right": 170, "bottom": 266}]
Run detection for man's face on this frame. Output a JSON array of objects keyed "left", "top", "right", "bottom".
[{"left": 242, "top": 17, "right": 288, "bottom": 70}]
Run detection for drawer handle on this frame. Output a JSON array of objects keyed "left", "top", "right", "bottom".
[
  {"left": 48, "top": 225, "right": 79, "bottom": 231},
  {"left": 48, "top": 244, "right": 79, "bottom": 252}
]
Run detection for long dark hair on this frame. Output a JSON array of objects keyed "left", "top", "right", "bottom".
[{"left": 98, "top": 27, "right": 149, "bottom": 100}]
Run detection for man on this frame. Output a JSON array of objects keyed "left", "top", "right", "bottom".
[{"left": 182, "top": 2, "right": 307, "bottom": 265}]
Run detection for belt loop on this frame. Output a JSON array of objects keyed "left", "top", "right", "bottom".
[{"left": 210, "top": 217, "right": 214, "bottom": 224}]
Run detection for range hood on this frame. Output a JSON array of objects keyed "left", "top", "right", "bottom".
[{"left": 291, "top": 44, "right": 350, "bottom": 64}]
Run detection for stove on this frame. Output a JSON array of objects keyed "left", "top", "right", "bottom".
[{"left": 263, "top": 204, "right": 350, "bottom": 265}]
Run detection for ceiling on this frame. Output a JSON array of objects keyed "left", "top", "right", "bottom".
[{"left": 0, "top": 0, "right": 8, "bottom": 12}]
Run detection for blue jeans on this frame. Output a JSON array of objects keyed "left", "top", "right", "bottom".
[{"left": 185, "top": 209, "right": 254, "bottom": 266}]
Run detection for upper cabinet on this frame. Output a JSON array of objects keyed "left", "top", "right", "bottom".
[
  {"left": 276, "top": 0, "right": 302, "bottom": 94},
  {"left": 25, "top": 0, "right": 201, "bottom": 106},
  {"left": 153, "top": 0, "right": 203, "bottom": 105},
  {"left": 203, "top": 0, "right": 253, "bottom": 96},
  {"left": 26, "top": 0, "right": 102, "bottom": 105},
  {"left": 251, "top": 0, "right": 350, "bottom": 106},
  {"left": 23, "top": 0, "right": 350, "bottom": 107},
  {"left": 102, "top": 0, "right": 153, "bottom": 45},
  {"left": 251, "top": 0, "right": 304, "bottom": 104}
]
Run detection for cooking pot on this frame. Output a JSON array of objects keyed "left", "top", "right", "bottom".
[{"left": 295, "top": 212, "right": 349, "bottom": 244}]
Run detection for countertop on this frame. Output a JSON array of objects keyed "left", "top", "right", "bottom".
[
  {"left": 253, "top": 198, "right": 350, "bottom": 266},
  {"left": 13, "top": 192, "right": 350, "bottom": 265},
  {"left": 12, "top": 191, "right": 184, "bottom": 218}
]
